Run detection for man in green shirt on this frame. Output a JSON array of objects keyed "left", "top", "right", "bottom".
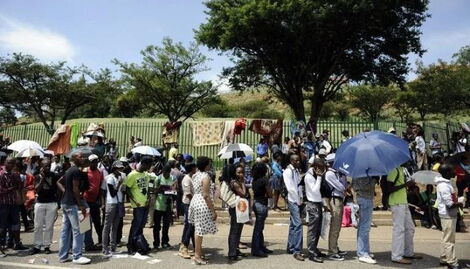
[
  {"left": 124, "top": 156, "right": 153, "bottom": 254},
  {"left": 152, "top": 165, "right": 176, "bottom": 250},
  {"left": 387, "top": 165, "right": 422, "bottom": 265}
]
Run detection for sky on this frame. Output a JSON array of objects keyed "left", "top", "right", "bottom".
[{"left": 0, "top": 0, "right": 469, "bottom": 88}]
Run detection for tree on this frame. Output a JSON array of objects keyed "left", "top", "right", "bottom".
[
  {"left": 392, "top": 90, "right": 415, "bottom": 123},
  {"left": 197, "top": 0, "right": 428, "bottom": 131},
  {"left": 349, "top": 85, "right": 395, "bottom": 122},
  {"left": 453, "top": 45, "right": 470, "bottom": 66},
  {"left": 114, "top": 38, "right": 218, "bottom": 123},
  {"left": 0, "top": 53, "right": 115, "bottom": 134},
  {"left": 0, "top": 107, "right": 17, "bottom": 127}
]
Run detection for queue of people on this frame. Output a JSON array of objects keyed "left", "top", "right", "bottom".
[{"left": 0, "top": 126, "right": 468, "bottom": 269}]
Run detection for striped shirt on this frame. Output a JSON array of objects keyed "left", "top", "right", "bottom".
[{"left": 0, "top": 171, "right": 23, "bottom": 205}]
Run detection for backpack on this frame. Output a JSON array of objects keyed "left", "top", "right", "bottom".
[
  {"left": 134, "top": 234, "right": 150, "bottom": 255},
  {"left": 380, "top": 168, "right": 400, "bottom": 207},
  {"left": 320, "top": 172, "right": 333, "bottom": 198},
  {"left": 280, "top": 168, "right": 293, "bottom": 199}
]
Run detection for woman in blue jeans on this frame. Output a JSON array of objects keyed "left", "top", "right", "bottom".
[{"left": 251, "top": 162, "right": 273, "bottom": 257}]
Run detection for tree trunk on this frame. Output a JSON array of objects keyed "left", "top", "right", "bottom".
[{"left": 309, "top": 96, "right": 324, "bottom": 135}]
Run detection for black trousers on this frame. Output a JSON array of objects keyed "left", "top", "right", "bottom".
[
  {"left": 228, "top": 207, "right": 244, "bottom": 257},
  {"left": 153, "top": 210, "right": 172, "bottom": 248}
]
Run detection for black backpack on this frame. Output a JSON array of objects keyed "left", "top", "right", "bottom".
[
  {"left": 134, "top": 234, "right": 150, "bottom": 255},
  {"left": 320, "top": 173, "right": 333, "bottom": 198},
  {"left": 280, "top": 175, "right": 288, "bottom": 198}
]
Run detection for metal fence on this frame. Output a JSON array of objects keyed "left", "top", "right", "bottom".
[{"left": 2, "top": 119, "right": 465, "bottom": 169}]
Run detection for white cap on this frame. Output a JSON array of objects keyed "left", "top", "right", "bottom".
[
  {"left": 318, "top": 148, "right": 327, "bottom": 156},
  {"left": 88, "top": 154, "right": 99, "bottom": 161},
  {"left": 325, "top": 153, "right": 336, "bottom": 163},
  {"left": 77, "top": 137, "right": 90, "bottom": 146},
  {"left": 119, "top": 156, "right": 128, "bottom": 163}
]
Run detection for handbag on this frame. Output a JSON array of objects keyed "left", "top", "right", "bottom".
[{"left": 219, "top": 181, "right": 239, "bottom": 208}]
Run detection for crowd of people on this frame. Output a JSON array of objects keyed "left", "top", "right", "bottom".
[{"left": 0, "top": 126, "right": 468, "bottom": 268}]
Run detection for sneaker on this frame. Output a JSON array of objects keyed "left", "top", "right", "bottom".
[
  {"left": 162, "top": 243, "right": 171, "bottom": 249},
  {"left": 13, "top": 243, "right": 29, "bottom": 251},
  {"left": 359, "top": 256, "right": 377, "bottom": 264},
  {"left": 103, "top": 251, "right": 113, "bottom": 259},
  {"left": 392, "top": 258, "right": 412, "bottom": 265},
  {"left": 329, "top": 254, "right": 345, "bottom": 261},
  {"left": 0, "top": 249, "right": 6, "bottom": 258},
  {"left": 59, "top": 257, "right": 73, "bottom": 263},
  {"left": 112, "top": 250, "right": 123, "bottom": 255},
  {"left": 338, "top": 249, "right": 347, "bottom": 256},
  {"left": 30, "top": 247, "right": 42, "bottom": 255},
  {"left": 178, "top": 246, "right": 191, "bottom": 259},
  {"left": 44, "top": 248, "right": 52, "bottom": 254},
  {"left": 73, "top": 256, "right": 91, "bottom": 265}
]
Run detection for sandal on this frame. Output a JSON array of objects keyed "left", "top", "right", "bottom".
[{"left": 194, "top": 258, "right": 208, "bottom": 265}]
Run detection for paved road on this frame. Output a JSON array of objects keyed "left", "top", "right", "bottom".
[{"left": 1, "top": 221, "right": 469, "bottom": 269}]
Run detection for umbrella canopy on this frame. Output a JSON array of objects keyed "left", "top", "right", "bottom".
[
  {"left": 84, "top": 130, "right": 105, "bottom": 138},
  {"left": 66, "top": 146, "right": 96, "bottom": 159},
  {"left": 333, "top": 131, "right": 411, "bottom": 178},
  {"left": 131, "top": 146, "right": 161, "bottom": 156},
  {"left": 7, "top": 140, "right": 43, "bottom": 152},
  {"left": 43, "top": 150, "right": 55, "bottom": 156},
  {"left": 411, "top": 170, "right": 442, "bottom": 185},
  {"left": 218, "top": 143, "right": 254, "bottom": 159},
  {"left": 17, "top": 147, "right": 45, "bottom": 158}
]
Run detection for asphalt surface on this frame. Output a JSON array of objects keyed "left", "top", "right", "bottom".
[{"left": 0, "top": 220, "right": 469, "bottom": 269}]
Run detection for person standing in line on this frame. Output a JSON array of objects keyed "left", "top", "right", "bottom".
[
  {"left": 282, "top": 137, "right": 290, "bottom": 155},
  {"left": 283, "top": 154, "right": 305, "bottom": 261},
  {"left": 178, "top": 162, "right": 196, "bottom": 259},
  {"left": 429, "top": 133, "right": 442, "bottom": 159},
  {"left": 456, "top": 132, "right": 468, "bottom": 154},
  {"left": 387, "top": 165, "right": 422, "bottom": 265},
  {"left": 251, "top": 162, "right": 273, "bottom": 257},
  {"left": 304, "top": 158, "right": 327, "bottom": 263},
  {"left": 271, "top": 152, "right": 284, "bottom": 211},
  {"left": 124, "top": 156, "right": 152, "bottom": 254},
  {"left": 351, "top": 176, "right": 378, "bottom": 264},
  {"left": 0, "top": 158, "right": 24, "bottom": 257},
  {"left": 152, "top": 165, "right": 176, "bottom": 250},
  {"left": 415, "top": 130, "right": 428, "bottom": 170},
  {"left": 256, "top": 138, "right": 269, "bottom": 158},
  {"left": 102, "top": 161, "right": 125, "bottom": 258},
  {"left": 324, "top": 154, "right": 348, "bottom": 261},
  {"left": 188, "top": 156, "right": 218, "bottom": 265},
  {"left": 83, "top": 154, "right": 104, "bottom": 251},
  {"left": 436, "top": 164, "right": 464, "bottom": 269},
  {"left": 30, "top": 159, "right": 59, "bottom": 255},
  {"left": 57, "top": 152, "right": 91, "bottom": 264},
  {"left": 227, "top": 165, "right": 248, "bottom": 261}
]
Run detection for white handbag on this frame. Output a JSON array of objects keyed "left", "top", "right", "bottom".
[{"left": 219, "top": 181, "right": 239, "bottom": 208}]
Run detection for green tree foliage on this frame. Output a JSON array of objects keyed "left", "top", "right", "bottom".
[
  {"left": 0, "top": 107, "right": 17, "bottom": 127},
  {"left": 114, "top": 38, "right": 218, "bottom": 123},
  {"left": 111, "top": 89, "right": 143, "bottom": 118},
  {"left": 392, "top": 90, "right": 415, "bottom": 123},
  {"left": 453, "top": 45, "right": 470, "bottom": 66},
  {"left": 197, "top": 0, "right": 428, "bottom": 130},
  {"left": 0, "top": 53, "right": 115, "bottom": 134},
  {"left": 349, "top": 85, "right": 395, "bottom": 122}
]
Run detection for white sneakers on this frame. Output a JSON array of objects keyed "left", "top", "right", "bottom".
[
  {"left": 358, "top": 256, "right": 377, "bottom": 264},
  {"left": 73, "top": 256, "right": 91, "bottom": 265}
]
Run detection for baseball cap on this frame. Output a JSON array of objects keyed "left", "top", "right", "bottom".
[
  {"left": 325, "top": 153, "right": 336, "bottom": 163},
  {"left": 112, "top": 161, "right": 125, "bottom": 169},
  {"left": 88, "top": 154, "right": 99, "bottom": 161},
  {"left": 388, "top": 127, "right": 396, "bottom": 133},
  {"left": 318, "top": 148, "right": 327, "bottom": 156},
  {"left": 119, "top": 156, "right": 128, "bottom": 163}
]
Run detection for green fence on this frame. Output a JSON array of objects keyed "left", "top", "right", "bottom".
[{"left": 2, "top": 119, "right": 464, "bottom": 169}]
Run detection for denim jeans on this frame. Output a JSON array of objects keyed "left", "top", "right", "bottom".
[
  {"left": 84, "top": 201, "right": 102, "bottom": 249},
  {"left": 228, "top": 207, "right": 244, "bottom": 257},
  {"left": 127, "top": 207, "right": 148, "bottom": 252},
  {"left": 58, "top": 204, "right": 83, "bottom": 261},
  {"left": 357, "top": 197, "right": 373, "bottom": 258},
  {"left": 181, "top": 203, "right": 194, "bottom": 247},
  {"left": 251, "top": 201, "right": 268, "bottom": 255},
  {"left": 287, "top": 201, "right": 303, "bottom": 254}
]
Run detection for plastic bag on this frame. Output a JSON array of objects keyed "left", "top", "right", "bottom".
[
  {"left": 321, "top": 211, "right": 331, "bottom": 240},
  {"left": 235, "top": 198, "right": 250, "bottom": 223}
]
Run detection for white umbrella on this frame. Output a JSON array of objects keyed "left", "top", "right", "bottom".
[
  {"left": 7, "top": 140, "right": 43, "bottom": 152},
  {"left": 84, "top": 131, "right": 105, "bottom": 138},
  {"left": 411, "top": 170, "right": 442, "bottom": 185},
  {"left": 17, "top": 147, "right": 45, "bottom": 158},
  {"left": 218, "top": 143, "right": 254, "bottom": 159},
  {"left": 131, "top": 145, "right": 161, "bottom": 156}
]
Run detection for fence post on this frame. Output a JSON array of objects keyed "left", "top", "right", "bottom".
[
  {"left": 22, "top": 124, "right": 27, "bottom": 140},
  {"left": 445, "top": 122, "right": 451, "bottom": 153},
  {"left": 373, "top": 120, "right": 378, "bottom": 130}
]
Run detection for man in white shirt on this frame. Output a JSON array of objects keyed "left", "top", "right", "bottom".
[
  {"left": 283, "top": 154, "right": 304, "bottom": 261},
  {"left": 305, "top": 158, "right": 327, "bottom": 263},
  {"left": 319, "top": 134, "right": 332, "bottom": 154},
  {"left": 415, "top": 130, "right": 427, "bottom": 170}
]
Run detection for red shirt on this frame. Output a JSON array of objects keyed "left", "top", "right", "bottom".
[{"left": 83, "top": 169, "right": 103, "bottom": 203}]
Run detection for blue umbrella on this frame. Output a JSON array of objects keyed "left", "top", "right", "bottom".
[{"left": 333, "top": 131, "right": 411, "bottom": 178}]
